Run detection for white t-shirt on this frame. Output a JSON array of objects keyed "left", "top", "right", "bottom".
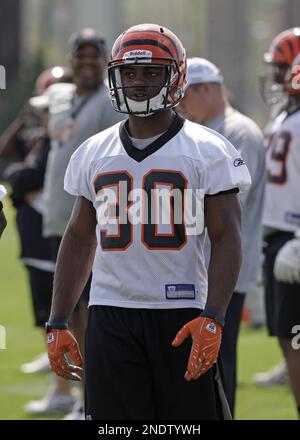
[
  {"left": 263, "top": 109, "right": 300, "bottom": 232},
  {"left": 64, "top": 115, "right": 251, "bottom": 310}
]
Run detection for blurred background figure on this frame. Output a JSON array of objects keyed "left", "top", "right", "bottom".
[
  {"left": 254, "top": 27, "right": 300, "bottom": 389},
  {"left": 177, "top": 57, "right": 266, "bottom": 417},
  {"left": 258, "top": 46, "right": 300, "bottom": 418},
  {"left": 0, "top": 184, "right": 7, "bottom": 238},
  {"left": 1, "top": 66, "right": 77, "bottom": 416},
  {"left": 40, "top": 28, "right": 124, "bottom": 420}
]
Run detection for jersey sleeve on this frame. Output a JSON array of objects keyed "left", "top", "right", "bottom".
[
  {"left": 64, "top": 138, "right": 94, "bottom": 202},
  {"left": 201, "top": 137, "right": 252, "bottom": 195}
]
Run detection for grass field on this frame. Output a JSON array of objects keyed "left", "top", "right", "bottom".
[{"left": 0, "top": 196, "right": 297, "bottom": 420}]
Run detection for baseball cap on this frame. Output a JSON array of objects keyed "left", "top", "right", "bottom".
[
  {"left": 185, "top": 57, "right": 224, "bottom": 88},
  {"left": 68, "top": 28, "right": 107, "bottom": 55}
]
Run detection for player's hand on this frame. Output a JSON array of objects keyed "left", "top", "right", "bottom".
[
  {"left": 47, "top": 329, "right": 83, "bottom": 381},
  {"left": 172, "top": 316, "right": 222, "bottom": 381},
  {"left": 274, "top": 238, "right": 300, "bottom": 284}
]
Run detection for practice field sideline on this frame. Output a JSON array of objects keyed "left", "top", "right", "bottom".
[{"left": 0, "top": 197, "right": 297, "bottom": 420}]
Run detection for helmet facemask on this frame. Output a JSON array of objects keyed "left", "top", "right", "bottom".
[
  {"left": 259, "top": 62, "right": 289, "bottom": 106},
  {"left": 108, "top": 57, "right": 183, "bottom": 116}
]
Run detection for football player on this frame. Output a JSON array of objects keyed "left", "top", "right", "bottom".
[
  {"left": 46, "top": 23, "right": 251, "bottom": 420},
  {"left": 254, "top": 27, "right": 300, "bottom": 386},
  {"left": 177, "top": 57, "right": 266, "bottom": 417},
  {"left": 254, "top": 27, "right": 300, "bottom": 389},
  {"left": 274, "top": 53, "right": 300, "bottom": 289},
  {"left": 261, "top": 51, "right": 300, "bottom": 418}
]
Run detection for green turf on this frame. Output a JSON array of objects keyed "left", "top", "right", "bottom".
[
  {"left": 236, "top": 326, "right": 297, "bottom": 419},
  {"left": 0, "top": 197, "right": 297, "bottom": 419}
]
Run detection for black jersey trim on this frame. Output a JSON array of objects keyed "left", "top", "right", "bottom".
[
  {"left": 205, "top": 188, "right": 239, "bottom": 198},
  {"left": 119, "top": 112, "right": 185, "bottom": 163}
]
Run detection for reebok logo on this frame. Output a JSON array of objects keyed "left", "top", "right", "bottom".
[{"left": 233, "top": 158, "right": 245, "bottom": 167}]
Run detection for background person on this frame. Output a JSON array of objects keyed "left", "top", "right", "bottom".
[
  {"left": 39, "top": 27, "right": 125, "bottom": 420},
  {"left": 177, "top": 57, "right": 266, "bottom": 416}
]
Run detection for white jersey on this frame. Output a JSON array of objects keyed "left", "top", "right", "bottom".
[
  {"left": 263, "top": 105, "right": 287, "bottom": 148},
  {"left": 263, "top": 109, "right": 300, "bottom": 232},
  {"left": 64, "top": 115, "right": 251, "bottom": 310}
]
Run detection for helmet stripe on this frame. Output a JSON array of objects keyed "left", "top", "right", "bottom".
[
  {"left": 284, "top": 38, "right": 294, "bottom": 64},
  {"left": 114, "top": 39, "right": 174, "bottom": 59},
  {"left": 125, "top": 29, "right": 180, "bottom": 58}
]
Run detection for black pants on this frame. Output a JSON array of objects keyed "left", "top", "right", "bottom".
[
  {"left": 85, "top": 305, "right": 227, "bottom": 420},
  {"left": 26, "top": 266, "right": 54, "bottom": 327},
  {"left": 263, "top": 231, "right": 300, "bottom": 338},
  {"left": 220, "top": 291, "right": 245, "bottom": 418}
]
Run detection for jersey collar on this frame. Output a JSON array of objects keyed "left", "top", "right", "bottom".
[{"left": 119, "top": 112, "right": 185, "bottom": 163}]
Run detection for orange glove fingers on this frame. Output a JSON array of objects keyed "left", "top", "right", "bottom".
[
  {"left": 47, "top": 329, "right": 83, "bottom": 381},
  {"left": 172, "top": 316, "right": 222, "bottom": 381},
  {"left": 171, "top": 324, "right": 191, "bottom": 347},
  {"left": 50, "top": 358, "right": 82, "bottom": 381}
]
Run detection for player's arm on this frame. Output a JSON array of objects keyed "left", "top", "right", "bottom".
[
  {"left": 204, "top": 191, "right": 242, "bottom": 316},
  {"left": 172, "top": 192, "right": 242, "bottom": 381},
  {"left": 47, "top": 196, "right": 97, "bottom": 380}
]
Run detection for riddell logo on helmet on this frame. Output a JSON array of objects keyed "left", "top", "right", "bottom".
[{"left": 123, "top": 50, "right": 152, "bottom": 60}]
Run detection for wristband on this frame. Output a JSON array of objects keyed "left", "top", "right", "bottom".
[
  {"left": 200, "top": 308, "right": 225, "bottom": 328},
  {"left": 45, "top": 319, "right": 69, "bottom": 332}
]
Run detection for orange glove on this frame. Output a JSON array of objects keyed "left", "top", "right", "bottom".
[
  {"left": 47, "top": 329, "right": 83, "bottom": 381},
  {"left": 172, "top": 316, "right": 222, "bottom": 381}
]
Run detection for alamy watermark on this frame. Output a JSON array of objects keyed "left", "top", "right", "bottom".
[
  {"left": 0, "top": 325, "right": 6, "bottom": 349},
  {"left": 291, "top": 64, "right": 300, "bottom": 91},
  {"left": 0, "top": 65, "right": 6, "bottom": 90},
  {"left": 95, "top": 183, "right": 205, "bottom": 236},
  {"left": 291, "top": 325, "right": 300, "bottom": 350}
]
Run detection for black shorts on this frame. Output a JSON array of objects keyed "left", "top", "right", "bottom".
[
  {"left": 26, "top": 266, "right": 54, "bottom": 327},
  {"left": 264, "top": 231, "right": 300, "bottom": 338},
  {"left": 85, "top": 306, "right": 228, "bottom": 420},
  {"left": 49, "top": 236, "right": 90, "bottom": 303}
]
